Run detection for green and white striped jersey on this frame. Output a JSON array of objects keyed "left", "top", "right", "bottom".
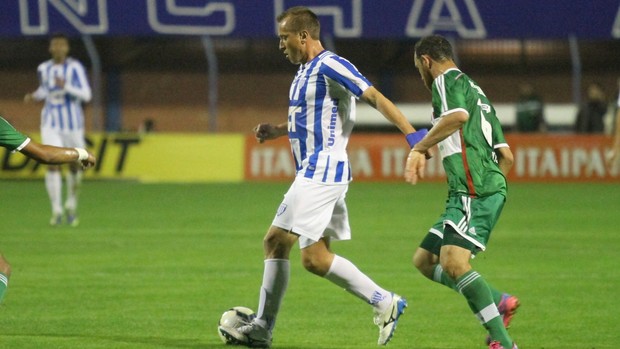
[
  {"left": 0, "top": 116, "right": 30, "bottom": 152},
  {"left": 431, "top": 69, "right": 508, "bottom": 198}
]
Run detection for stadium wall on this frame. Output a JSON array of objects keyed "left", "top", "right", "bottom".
[
  {"left": 1, "top": 133, "right": 618, "bottom": 183},
  {"left": 1, "top": 71, "right": 618, "bottom": 133}
]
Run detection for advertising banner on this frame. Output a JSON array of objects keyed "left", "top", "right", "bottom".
[
  {"left": 2, "top": 0, "right": 619, "bottom": 39},
  {"left": 0, "top": 133, "right": 245, "bottom": 182},
  {"left": 3, "top": 132, "right": 617, "bottom": 183},
  {"left": 245, "top": 133, "right": 620, "bottom": 183}
]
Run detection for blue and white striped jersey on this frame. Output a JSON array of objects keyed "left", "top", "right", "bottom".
[
  {"left": 32, "top": 58, "right": 91, "bottom": 132},
  {"left": 288, "top": 50, "right": 371, "bottom": 184}
]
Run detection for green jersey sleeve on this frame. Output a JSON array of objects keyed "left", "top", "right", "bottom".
[
  {"left": 431, "top": 69, "right": 470, "bottom": 117},
  {"left": 0, "top": 116, "right": 30, "bottom": 152}
]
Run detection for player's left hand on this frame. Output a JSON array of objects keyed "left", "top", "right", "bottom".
[
  {"left": 55, "top": 77, "right": 65, "bottom": 89},
  {"left": 405, "top": 149, "right": 426, "bottom": 184},
  {"left": 253, "top": 123, "right": 276, "bottom": 143}
]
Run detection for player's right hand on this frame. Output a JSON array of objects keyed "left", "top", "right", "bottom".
[
  {"left": 81, "top": 152, "right": 97, "bottom": 169},
  {"left": 405, "top": 149, "right": 426, "bottom": 185},
  {"left": 253, "top": 123, "right": 275, "bottom": 143},
  {"left": 23, "top": 93, "right": 34, "bottom": 103}
]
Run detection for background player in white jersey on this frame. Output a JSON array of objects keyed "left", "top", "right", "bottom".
[
  {"left": 219, "top": 6, "right": 428, "bottom": 348},
  {"left": 24, "top": 33, "right": 92, "bottom": 227},
  {"left": 0, "top": 113, "right": 95, "bottom": 305},
  {"left": 607, "top": 78, "right": 620, "bottom": 167}
]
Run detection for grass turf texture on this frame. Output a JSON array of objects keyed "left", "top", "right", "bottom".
[{"left": 0, "top": 181, "right": 618, "bottom": 349}]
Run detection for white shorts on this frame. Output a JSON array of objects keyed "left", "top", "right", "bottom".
[
  {"left": 41, "top": 127, "right": 85, "bottom": 149},
  {"left": 272, "top": 176, "right": 352, "bottom": 249}
]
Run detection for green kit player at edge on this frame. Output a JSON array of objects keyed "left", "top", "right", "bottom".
[
  {"left": 0, "top": 114, "right": 96, "bottom": 305},
  {"left": 405, "top": 35, "right": 519, "bottom": 349}
]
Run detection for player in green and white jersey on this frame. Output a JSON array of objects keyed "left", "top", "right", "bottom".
[
  {"left": 405, "top": 35, "right": 518, "bottom": 349},
  {"left": 0, "top": 114, "right": 95, "bottom": 305}
]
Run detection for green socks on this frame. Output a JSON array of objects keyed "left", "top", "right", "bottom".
[
  {"left": 456, "top": 270, "right": 513, "bottom": 348},
  {"left": 0, "top": 272, "right": 8, "bottom": 304},
  {"left": 432, "top": 264, "right": 503, "bottom": 305}
]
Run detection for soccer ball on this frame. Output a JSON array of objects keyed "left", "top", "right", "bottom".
[{"left": 217, "top": 306, "right": 256, "bottom": 344}]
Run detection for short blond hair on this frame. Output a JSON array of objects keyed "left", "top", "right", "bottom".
[{"left": 277, "top": 6, "right": 320, "bottom": 39}]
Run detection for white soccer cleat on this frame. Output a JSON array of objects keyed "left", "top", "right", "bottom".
[
  {"left": 219, "top": 322, "right": 272, "bottom": 348},
  {"left": 218, "top": 324, "right": 249, "bottom": 345},
  {"left": 373, "top": 293, "right": 408, "bottom": 345}
]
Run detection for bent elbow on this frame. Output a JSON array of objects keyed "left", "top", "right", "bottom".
[{"left": 456, "top": 112, "right": 469, "bottom": 124}]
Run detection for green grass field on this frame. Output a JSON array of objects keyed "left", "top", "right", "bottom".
[{"left": 0, "top": 180, "right": 619, "bottom": 349}]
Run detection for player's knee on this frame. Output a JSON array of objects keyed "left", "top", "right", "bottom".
[
  {"left": 300, "top": 254, "right": 317, "bottom": 273},
  {"left": 263, "top": 229, "right": 294, "bottom": 259},
  {"left": 301, "top": 254, "right": 330, "bottom": 276},
  {"left": 440, "top": 259, "right": 469, "bottom": 279}
]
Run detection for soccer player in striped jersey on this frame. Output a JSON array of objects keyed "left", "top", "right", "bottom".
[
  {"left": 0, "top": 114, "right": 95, "bottom": 305},
  {"left": 219, "top": 6, "right": 427, "bottom": 348},
  {"left": 24, "top": 33, "right": 92, "bottom": 227},
  {"left": 606, "top": 78, "right": 620, "bottom": 167},
  {"left": 405, "top": 35, "right": 518, "bottom": 349}
]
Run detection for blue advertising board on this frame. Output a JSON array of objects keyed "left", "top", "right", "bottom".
[{"left": 1, "top": 0, "right": 618, "bottom": 39}]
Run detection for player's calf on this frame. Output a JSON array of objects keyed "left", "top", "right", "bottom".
[{"left": 412, "top": 247, "right": 438, "bottom": 279}]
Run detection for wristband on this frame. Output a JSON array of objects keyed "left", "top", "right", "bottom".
[
  {"left": 75, "top": 148, "right": 89, "bottom": 161},
  {"left": 405, "top": 129, "right": 428, "bottom": 148}
]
